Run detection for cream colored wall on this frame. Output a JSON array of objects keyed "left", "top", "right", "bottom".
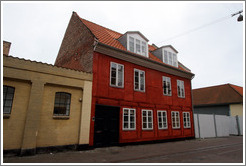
[
  {"left": 37, "top": 85, "right": 83, "bottom": 147},
  {"left": 3, "top": 55, "right": 93, "bottom": 153},
  {"left": 3, "top": 79, "right": 31, "bottom": 150},
  {"left": 230, "top": 103, "right": 243, "bottom": 116}
]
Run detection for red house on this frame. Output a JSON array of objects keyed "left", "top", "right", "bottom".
[{"left": 55, "top": 12, "right": 195, "bottom": 147}]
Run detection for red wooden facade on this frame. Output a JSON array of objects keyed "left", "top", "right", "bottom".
[
  {"left": 89, "top": 52, "right": 194, "bottom": 146},
  {"left": 55, "top": 12, "right": 195, "bottom": 147}
]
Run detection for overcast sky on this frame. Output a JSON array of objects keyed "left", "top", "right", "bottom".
[{"left": 2, "top": 1, "right": 244, "bottom": 89}]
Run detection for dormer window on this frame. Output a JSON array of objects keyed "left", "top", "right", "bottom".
[
  {"left": 118, "top": 31, "right": 149, "bottom": 57},
  {"left": 127, "top": 36, "right": 148, "bottom": 56},
  {"left": 152, "top": 45, "right": 178, "bottom": 68},
  {"left": 163, "top": 50, "right": 178, "bottom": 67}
]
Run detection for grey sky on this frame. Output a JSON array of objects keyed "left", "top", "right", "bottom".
[{"left": 2, "top": 1, "right": 244, "bottom": 89}]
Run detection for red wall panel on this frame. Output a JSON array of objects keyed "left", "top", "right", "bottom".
[{"left": 89, "top": 52, "right": 194, "bottom": 145}]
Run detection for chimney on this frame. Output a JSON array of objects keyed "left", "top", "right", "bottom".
[{"left": 3, "top": 41, "right": 11, "bottom": 56}]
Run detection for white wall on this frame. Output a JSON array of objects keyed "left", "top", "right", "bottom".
[{"left": 194, "top": 114, "right": 243, "bottom": 138}]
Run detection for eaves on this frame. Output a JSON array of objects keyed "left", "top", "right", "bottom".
[{"left": 95, "top": 42, "right": 195, "bottom": 80}]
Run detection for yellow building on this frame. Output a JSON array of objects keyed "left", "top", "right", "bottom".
[{"left": 3, "top": 41, "right": 93, "bottom": 156}]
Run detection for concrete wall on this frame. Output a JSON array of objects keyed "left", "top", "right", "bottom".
[
  {"left": 230, "top": 103, "right": 243, "bottom": 116},
  {"left": 3, "top": 55, "right": 93, "bottom": 156}
]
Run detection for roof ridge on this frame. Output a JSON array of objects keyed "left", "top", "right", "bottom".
[
  {"left": 193, "top": 83, "right": 229, "bottom": 90},
  {"left": 75, "top": 12, "right": 123, "bottom": 36},
  {"left": 228, "top": 83, "right": 243, "bottom": 97}
]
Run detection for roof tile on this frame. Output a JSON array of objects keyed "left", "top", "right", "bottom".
[{"left": 75, "top": 12, "right": 190, "bottom": 73}]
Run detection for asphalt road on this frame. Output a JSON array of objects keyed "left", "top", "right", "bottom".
[{"left": 3, "top": 136, "right": 243, "bottom": 163}]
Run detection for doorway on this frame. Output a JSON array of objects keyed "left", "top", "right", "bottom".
[{"left": 93, "top": 105, "right": 120, "bottom": 147}]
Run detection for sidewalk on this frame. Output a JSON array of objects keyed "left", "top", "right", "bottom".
[{"left": 3, "top": 136, "right": 243, "bottom": 163}]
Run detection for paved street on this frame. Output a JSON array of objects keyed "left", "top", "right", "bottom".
[{"left": 3, "top": 136, "right": 243, "bottom": 163}]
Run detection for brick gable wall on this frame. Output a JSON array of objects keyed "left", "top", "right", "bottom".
[{"left": 55, "top": 12, "right": 94, "bottom": 73}]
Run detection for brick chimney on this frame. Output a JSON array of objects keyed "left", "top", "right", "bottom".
[{"left": 3, "top": 41, "right": 11, "bottom": 56}]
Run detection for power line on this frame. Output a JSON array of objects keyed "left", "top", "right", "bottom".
[{"left": 155, "top": 12, "right": 239, "bottom": 45}]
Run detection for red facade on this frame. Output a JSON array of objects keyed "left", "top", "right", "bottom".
[
  {"left": 89, "top": 52, "right": 194, "bottom": 146},
  {"left": 55, "top": 12, "right": 195, "bottom": 147}
]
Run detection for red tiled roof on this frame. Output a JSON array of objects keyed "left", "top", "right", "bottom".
[
  {"left": 75, "top": 12, "right": 190, "bottom": 73},
  {"left": 229, "top": 84, "right": 243, "bottom": 96},
  {"left": 192, "top": 84, "right": 243, "bottom": 106}
]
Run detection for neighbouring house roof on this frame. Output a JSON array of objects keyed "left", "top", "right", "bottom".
[
  {"left": 74, "top": 12, "right": 190, "bottom": 73},
  {"left": 192, "top": 84, "right": 243, "bottom": 106}
]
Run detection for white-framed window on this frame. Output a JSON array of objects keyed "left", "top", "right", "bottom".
[
  {"left": 123, "top": 108, "right": 136, "bottom": 130},
  {"left": 142, "top": 109, "right": 153, "bottom": 130},
  {"left": 128, "top": 36, "right": 148, "bottom": 57},
  {"left": 177, "top": 80, "right": 185, "bottom": 98},
  {"left": 162, "top": 49, "right": 178, "bottom": 67},
  {"left": 171, "top": 111, "right": 180, "bottom": 129},
  {"left": 134, "top": 69, "right": 145, "bottom": 92},
  {"left": 110, "top": 62, "right": 124, "bottom": 88},
  {"left": 163, "top": 76, "right": 172, "bottom": 96},
  {"left": 157, "top": 110, "right": 168, "bottom": 129},
  {"left": 183, "top": 112, "right": 191, "bottom": 128}
]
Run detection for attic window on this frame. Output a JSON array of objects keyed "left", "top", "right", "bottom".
[
  {"left": 163, "top": 50, "right": 178, "bottom": 67},
  {"left": 127, "top": 36, "right": 148, "bottom": 57}
]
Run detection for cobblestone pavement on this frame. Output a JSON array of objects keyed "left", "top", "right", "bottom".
[{"left": 3, "top": 136, "right": 243, "bottom": 163}]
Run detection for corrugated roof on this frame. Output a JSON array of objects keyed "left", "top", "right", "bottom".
[
  {"left": 192, "top": 84, "right": 243, "bottom": 106},
  {"left": 74, "top": 12, "right": 190, "bottom": 73}
]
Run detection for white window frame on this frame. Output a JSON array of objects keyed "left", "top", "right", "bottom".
[
  {"left": 157, "top": 110, "right": 168, "bottom": 129},
  {"left": 110, "top": 62, "right": 124, "bottom": 88},
  {"left": 183, "top": 112, "right": 191, "bottom": 128},
  {"left": 127, "top": 35, "right": 148, "bottom": 57},
  {"left": 142, "top": 109, "right": 153, "bottom": 130},
  {"left": 162, "top": 76, "right": 172, "bottom": 96},
  {"left": 162, "top": 49, "right": 178, "bottom": 67},
  {"left": 177, "top": 80, "right": 185, "bottom": 98},
  {"left": 122, "top": 108, "right": 136, "bottom": 130},
  {"left": 134, "top": 68, "right": 145, "bottom": 92},
  {"left": 171, "top": 111, "right": 180, "bottom": 129}
]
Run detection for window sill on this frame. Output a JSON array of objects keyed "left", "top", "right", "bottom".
[
  {"left": 3, "top": 114, "right": 10, "bottom": 119},
  {"left": 134, "top": 89, "right": 145, "bottom": 93},
  {"left": 110, "top": 85, "right": 124, "bottom": 89},
  {"left": 53, "top": 116, "right": 70, "bottom": 120}
]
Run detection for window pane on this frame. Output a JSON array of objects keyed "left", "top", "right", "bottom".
[
  {"left": 148, "top": 111, "right": 151, "bottom": 116},
  {"left": 53, "top": 92, "right": 71, "bottom": 116},
  {"left": 129, "top": 37, "right": 134, "bottom": 52},
  {"left": 124, "top": 123, "right": 128, "bottom": 129},
  {"left": 118, "top": 65, "right": 123, "bottom": 87},
  {"left": 143, "top": 116, "right": 147, "bottom": 123},
  {"left": 142, "top": 41, "right": 146, "bottom": 56},
  {"left": 4, "top": 107, "right": 11, "bottom": 114},
  {"left": 148, "top": 123, "right": 152, "bottom": 128},
  {"left": 164, "top": 51, "right": 168, "bottom": 63},
  {"left": 124, "top": 116, "right": 128, "bottom": 122},
  {"left": 142, "top": 111, "right": 146, "bottom": 116},
  {"left": 173, "top": 53, "right": 177, "bottom": 67},
  {"left": 111, "top": 78, "right": 116, "bottom": 85},
  {"left": 130, "top": 123, "right": 135, "bottom": 128},
  {"left": 124, "top": 109, "right": 128, "bottom": 116},
  {"left": 140, "top": 72, "right": 145, "bottom": 91},
  {"left": 136, "top": 39, "right": 140, "bottom": 53},
  {"left": 143, "top": 123, "right": 147, "bottom": 128},
  {"left": 168, "top": 52, "right": 173, "bottom": 65}
]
